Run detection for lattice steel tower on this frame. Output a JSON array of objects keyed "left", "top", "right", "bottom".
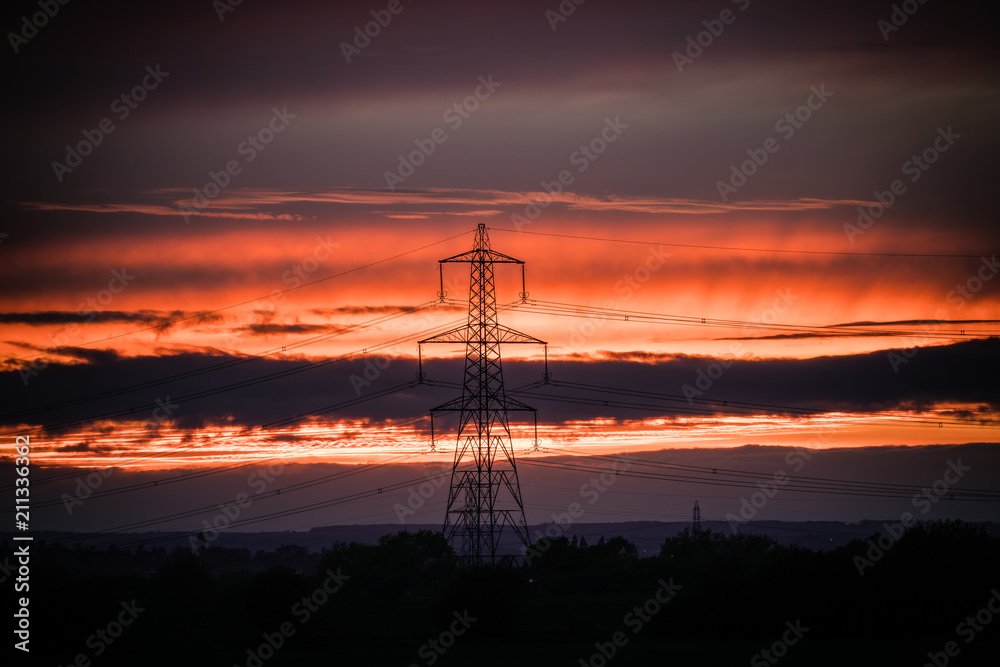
[
  {"left": 420, "top": 224, "right": 544, "bottom": 566},
  {"left": 693, "top": 500, "right": 702, "bottom": 532}
]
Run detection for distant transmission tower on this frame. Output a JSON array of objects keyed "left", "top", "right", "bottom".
[
  {"left": 420, "top": 224, "right": 545, "bottom": 566},
  {"left": 692, "top": 500, "right": 702, "bottom": 532}
]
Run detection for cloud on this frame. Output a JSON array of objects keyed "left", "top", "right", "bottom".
[
  {"left": 238, "top": 323, "right": 343, "bottom": 336},
  {"left": 717, "top": 319, "right": 1000, "bottom": 341},
  {"left": 720, "top": 332, "right": 896, "bottom": 341},
  {"left": 0, "top": 310, "right": 225, "bottom": 327},
  {"left": 18, "top": 200, "right": 305, "bottom": 222},
  {"left": 2, "top": 339, "right": 996, "bottom": 432},
  {"left": 834, "top": 319, "right": 1000, "bottom": 327},
  {"left": 15, "top": 187, "right": 870, "bottom": 222},
  {"left": 45, "top": 347, "right": 123, "bottom": 365},
  {"left": 310, "top": 305, "right": 462, "bottom": 316}
]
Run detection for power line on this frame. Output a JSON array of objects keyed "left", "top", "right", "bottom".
[
  {"left": 1, "top": 299, "right": 531, "bottom": 440},
  {"left": 47, "top": 453, "right": 430, "bottom": 545},
  {"left": 72, "top": 464, "right": 444, "bottom": 550},
  {"left": 34, "top": 413, "right": 999, "bottom": 550},
  {"left": 57, "top": 442, "right": 1000, "bottom": 552},
  {"left": 8, "top": 218, "right": 996, "bottom": 544},
  {"left": 9, "top": 229, "right": 473, "bottom": 363},
  {"left": 10, "top": 409, "right": 437, "bottom": 507},
  {"left": 1, "top": 301, "right": 442, "bottom": 421},
  {"left": 515, "top": 389, "right": 996, "bottom": 430},
  {"left": 518, "top": 458, "right": 1000, "bottom": 502},
  {"left": 261, "top": 381, "right": 419, "bottom": 431},
  {"left": 489, "top": 228, "right": 992, "bottom": 259},
  {"left": 414, "top": 376, "right": 994, "bottom": 431},
  {"left": 0, "top": 307, "right": 475, "bottom": 438},
  {"left": 540, "top": 446, "right": 1000, "bottom": 497},
  {"left": 518, "top": 379, "right": 998, "bottom": 429},
  {"left": 0, "top": 439, "right": 217, "bottom": 491},
  {"left": 0, "top": 455, "right": 278, "bottom": 508},
  {"left": 513, "top": 299, "right": 1000, "bottom": 340}
]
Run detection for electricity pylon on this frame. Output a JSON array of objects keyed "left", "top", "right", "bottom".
[
  {"left": 420, "top": 224, "right": 544, "bottom": 566},
  {"left": 693, "top": 500, "right": 702, "bottom": 533}
]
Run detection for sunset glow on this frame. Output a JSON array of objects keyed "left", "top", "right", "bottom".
[{"left": 2, "top": 0, "right": 997, "bottom": 518}]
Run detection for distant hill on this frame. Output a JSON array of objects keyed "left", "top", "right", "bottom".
[{"left": 9, "top": 519, "right": 999, "bottom": 554}]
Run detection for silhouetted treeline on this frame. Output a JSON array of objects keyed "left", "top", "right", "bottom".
[{"left": 6, "top": 521, "right": 998, "bottom": 665}]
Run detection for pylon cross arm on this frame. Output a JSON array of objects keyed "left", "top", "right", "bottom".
[
  {"left": 430, "top": 395, "right": 536, "bottom": 413},
  {"left": 439, "top": 249, "right": 523, "bottom": 264},
  {"left": 420, "top": 324, "right": 546, "bottom": 345}
]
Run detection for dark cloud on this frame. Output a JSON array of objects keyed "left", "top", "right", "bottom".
[
  {"left": 2, "top": 0, "right": 996, "bottom": 235},
  {"left": 720, "top": 332, "right": 895, "bottom": 341},
  {"left": 2, "top": 338, "right": 996, "bottom": 432},
  {"left": 238, "top": 323, "right": 342, "bottom": 336},
  {"left": 311, "top": 305, "right": 463, "bottom": 316},
  {"left": 0, "top": 309, "right": 224, "bottom": 326},
  {"left": 45, "top": 346, "right": 122, "bottom": 365},
  {"left": 61, "top": 440, "right": 92, "bottom": 452},
  {"left": 835, "top": 319, "right": 1000, "bottom": 327},
  {"left": 722, "top": 319, "right": 1000, "bottom": 341}
]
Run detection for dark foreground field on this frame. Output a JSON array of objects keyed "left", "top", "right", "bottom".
[{"left": 9, "top": 521, "right": 1000, "bottom": 666}]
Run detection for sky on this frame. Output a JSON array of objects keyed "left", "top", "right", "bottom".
[{"left": 1, "top": 0, "right": 998, "bottom": 530}]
